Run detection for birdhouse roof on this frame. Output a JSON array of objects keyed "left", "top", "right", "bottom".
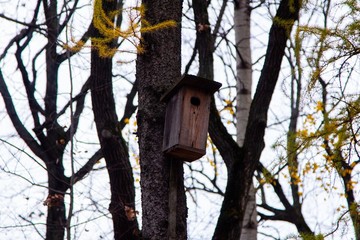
[{"left": 161, "top": 74, "right": 222, "bottom": 102}]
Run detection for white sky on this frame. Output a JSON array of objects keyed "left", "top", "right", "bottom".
[{"left": 0, "top": 0, "right": 359, "bottom": 239}]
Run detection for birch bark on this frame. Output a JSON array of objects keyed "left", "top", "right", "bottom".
[{"left": 234, "top": 1, "right": 258, "bottom": 239}]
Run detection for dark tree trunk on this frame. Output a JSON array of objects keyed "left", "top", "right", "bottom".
[
  {"left": 136, "top": 0, "right": 186, "bottom": 239},
  {"left": 212, "top": 0, "right": 301, "bottom": 238},
  {"left": 45, "top": 162, "right": 68, "bottom": 240},
  {"left": 90, "top": 1, "right": 139, "bottom": 239},
  {"left": 193, "top": 0, "right": 214, "bottom": 80},
  {"left": 42, "top": 1, "right": 69, "bottom": 239}
]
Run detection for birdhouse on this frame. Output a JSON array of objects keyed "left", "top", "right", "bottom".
[{"left": 161, "top": 74, "right": 222, "bottom": 162}]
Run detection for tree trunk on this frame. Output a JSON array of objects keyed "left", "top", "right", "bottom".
[
  {"left": 193, "top": 0, "right": 214, "bottom": 80},
  {"left": 90, "top": 0, "right": 139, "bottom": 239},
  {"left": 43, "top": 1, "right": 68, "bottom": 239},
  {"left": 45, "top": 162, "right": 68, "bottom": 240},
  {"left": 136, "top": 0, "right": 186, "bottom": 239},
  {"left": 234, "top": 1, "right": 258, "bottom": 239}
]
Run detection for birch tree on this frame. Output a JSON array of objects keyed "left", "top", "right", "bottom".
[{"left": 234, "top": 0, "right": 257, "bottom": 239}]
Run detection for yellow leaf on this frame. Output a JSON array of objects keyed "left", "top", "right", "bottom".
[{"left": 315, "top": 101, "right": 324, "bottom": 112}]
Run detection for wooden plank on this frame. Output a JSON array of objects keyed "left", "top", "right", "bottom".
[
  {"left": 164, "top": 144, "right": 205, "bottom": 162},
  {"left": 163, "top": 90, "right": 183, "bottom": 151},
  {"left": 179, "top": 88, "right": 210, "bottom": 151}
]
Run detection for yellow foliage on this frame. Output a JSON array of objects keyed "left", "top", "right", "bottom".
[
  {"left": 341, "top": 169, "right": 352, "bottom": 177},
  {"left": 340, "top": 193, "right": 347, "bottom": 198},
  {"left": 208, "top": 159, "right": 218, "bottom": 176},
  {"left": 222, "top": 99, "right": 235, "bottom": 115},
  {"left": 346, "top": 181, "right": 357, "bottom": 190},
  {"left": 66, "top": 0, "right": 177, "bottom": 57},
  {"left": 323, "top": 154, "right": 334, "bottom": 162},
  {"left": 350, "top": 161, "right": 357, "bottom": 168},
  {"left": 313, "top": 163, "right": 319, "bottom": 172},
  {"left": 305, "top": 114, "right": 315, "bottom": 125},
  {"left": 315, "top": 101, "right": 324, "bottom": 112},
  {"left": 63, "top": 40, "right": 85, "bottom": 53},
  {"left": 224, "top": 106, "right": 235, "bottom": 115},
  {"left": 302, "top": 162, "right": 311, "bottom": 175},
  {"left": 297, "top": 129, "right": 309, "bottom": 138},
  {"left": 259, "top": 177, "right": 276, "bottom": 186},
  {"left": 290, "top": 171, "right": 301, "bottom": 185},
  {"left": 224, "top": 99, "right": 232, "bottom": 105}
]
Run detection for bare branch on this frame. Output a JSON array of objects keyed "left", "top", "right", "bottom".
[
  {"left": 65, "top": 78, "right": 91, "bottom": 140},
  {"left": 212, "top": 0, "right": 228, "bottom": 38},
  {"left": 72, "top": 149, "right": 103, "bottom": 184},
  {"left": 57, "top": 22, "right": 95, "bottom": 63},
  {"left": 18, "top": 215, "right": 45, "bottom": 239},
  {"left": 0, "top": 70, "right": 48, "bottom": 162},
  {"left": 118, "top": 79, "right": 138, "bottom": 130}
]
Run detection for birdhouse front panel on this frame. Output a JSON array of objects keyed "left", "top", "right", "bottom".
[
  {"left": 178, "top": 87, "right": 210, "bottom": 151},
  {"left": 162, "top": 74, "right": 221, "bottom": 162}
]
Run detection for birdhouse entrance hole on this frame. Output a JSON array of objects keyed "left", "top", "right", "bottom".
[{"left": 190, "top": 96, "right": 201, "bottom": 106}]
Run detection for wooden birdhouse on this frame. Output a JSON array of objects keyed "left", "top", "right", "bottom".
[{"left": 161, "top": 74, "right": 222, "bottom": 162}]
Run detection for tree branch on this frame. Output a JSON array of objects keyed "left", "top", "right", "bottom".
[
  {"left": 57, "top": 22, "right": 95, "bottom": 63},
  {"left": 72, "top": 149, "right": 103, "bottom": 184},
  {"left": 65, "top": 78, "right": 91, "bottom": 140},
  {"left": 118, "top": 79, "right": 138, "bottom": 130},
  {"left": 0, "top": 70, "right": 48, "bottom": 162},
  {"left": 209, "top": 100, "right": 241, "bottom": 169},
  {"left": 212, "top": 0, "right": 228, "bottom": 38}
]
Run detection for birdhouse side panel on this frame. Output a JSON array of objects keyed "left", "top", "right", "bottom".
[
  {"left": 178, "top": 88, "right": 211, "bottom": 152},
  {"left": 162, "top": 91, "right": 183, "bottom": 151}
]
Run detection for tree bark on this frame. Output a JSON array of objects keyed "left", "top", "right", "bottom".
[
  {"left": 45, "top": 162, "right": 68, "bottom": 240},
  {"left": 90, "top": 0, "right": 139, "bottom": 239},
  {"left": 193, "top": 0, "right": 214, "bottom": 80},
  {"left": 136, "top": 0, "right": 186, "bottom": 239}
]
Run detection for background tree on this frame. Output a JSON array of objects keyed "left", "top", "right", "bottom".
[
  {"left": 0, "top": 1, "right": 140, "bottom": 239},
  {"left": 256, "top": 0, "right": 360, "bottom": 238},
  {"left": 184, "top": 0, "right": 357, "bottom": 238},
  {"left": 89, "top": 0, "right": 139, "bottom": 239},
  {"left": 234, "top": 0, "right": 257, "bottom": 238},
  {"left": 209, "top": 0, "right": 301, "bottom": 238},
  {"left": 0, "top": 1, "right": 99, "bottom": 239}
]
